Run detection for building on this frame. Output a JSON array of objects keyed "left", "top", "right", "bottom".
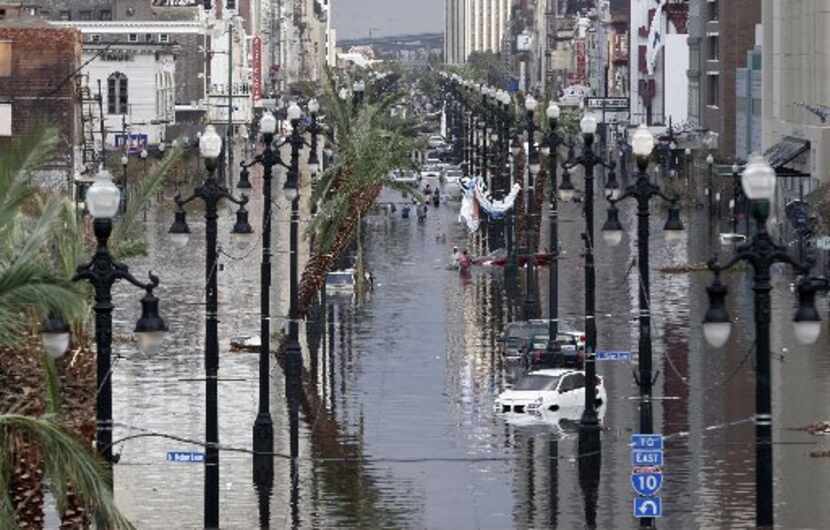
[
  {"left": 443, "top": 0, "right": 512, "bottom": 65},
  {"left": 687, "top": 0, "right": 761, "bottom": 160},
  {"left": 276, "top": 0, "right": 331, "bottom": 93},
  {"left": 628, "top": 0, "right": 689, "bottom": 126},
  {"left": 0, "top": 19, "right": 82, "bottom": 179},
  {"left": 761, "top": 0, "right": 830, "bottom": 188},
  {"left": 735, "top": 30, "right": 762, "bottom": 160}
]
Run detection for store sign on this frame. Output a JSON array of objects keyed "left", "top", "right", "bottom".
[
  {"left": 252, "top": 35, "right": 262, "bottom": 101},
  {"left": 151, "top": 0, "right": 201, "bottom": 6}
]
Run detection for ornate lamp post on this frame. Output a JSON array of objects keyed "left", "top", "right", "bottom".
[
  {"left": 562, "top": 113, "right": 615, "bottom": 431},
  {"left": 51, "top": 167, "right": 169, "bottom": 474},
  {"left": 168, "top": 125, "right": 253, "bottom": 529},
  {"left": 703, "top": 154, "right": 815, "bottom": 529},
  {"left": 524, "top": 95, "right": 540, "bottom": 320}
]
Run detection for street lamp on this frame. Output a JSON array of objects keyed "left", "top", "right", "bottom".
[
  {"left": 542, "top": 100, "right": 569, "bottom": 362},
  {"left": 67, "top": 166, "right": 168, "bottom": 474},
  {"left": 169, "top": 124, "right": 252, "bottom": 529},
  {"left": 702, "top": 154, "right": 811, "bottom": 529},
  {"left": 307, "top": 98, "right": 322, "bottom": 175},
  {"left": 601, "top": 127, "right": 683, "bottom": 520},
  {"left": 562, "top": 111, "right": 615, "bottom": 431},
  {"left": 523, "top": 95, "right": 539, "bottom": 319},
  {"left": 120, "top": 153, "right": 129, "bottom": 213}
]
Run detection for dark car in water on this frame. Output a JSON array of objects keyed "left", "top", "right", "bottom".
[
  {"left": 524, "top": 333, "right": 585, "bottom": 369},
  {"left": 499, "top": 320, "right": 586, "bottom": 365}
]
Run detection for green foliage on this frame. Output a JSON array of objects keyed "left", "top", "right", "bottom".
[
  {"left": 0, "top": 414, "right": 134, "bottom": 529},
  {"left": 453, "top": 51, "right": 511, "bottom": 87}
]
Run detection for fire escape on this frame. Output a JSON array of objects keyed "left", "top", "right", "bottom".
[{"left": 76, "top": 73, "right": 104, "bottom": 172}]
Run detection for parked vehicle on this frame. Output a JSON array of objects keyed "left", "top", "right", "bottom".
[
  {"left": 326, "top": 269, "right": 355, "bottom": 295},
  {"left": 499, "top": 320, "right": 585, "bottom": 360},
  {"left": 427, "top": 135, "right": 446, "bottom": 148},
  {"left": 524, "top": 333, "right": 585, "bottom": 369},
  {"left": 495, "top": 369, "right": 606, "bottom": 415},
  {"left": 390, "top": 169, "right": 419, "bottom": 185}
]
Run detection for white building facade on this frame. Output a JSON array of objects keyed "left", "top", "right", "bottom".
[{"left": 444, "top": 0, "right": 512, "bottom": 64}]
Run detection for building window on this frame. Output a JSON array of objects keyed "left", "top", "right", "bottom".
[
  {"left": 128, "top": 33, "right": 138, "bottom": 43},
  {"left": 90, "top": 34, "right": 101, "bottom": 43},
  {"left": 0, "top": 103, "right": 11, "bottom": 136},
  {"left": 107, "top": 72, "right": 128, "bottom": 115},
  {"left": 78, "top": 10, "right": 92, "bottom": 21},
  {"left": 145, "top": 34, "right": 153, "bottom": 43},
  {"left": 59, "top": 10, "right": 71, "bottom": 21},
  {"left": 0, "top": 42, "right": 11, "bottom": 77},
  {"left": 707, "top": 0, "right": 719, "bottom": 22},
  {"left": 100, "top": 10, "right": 112, "bottom": 21},
  {"left": 707, "top": 35, "right": 719, "bottom": 61},
  {"left": 159, "top": 34, "right": 169, "bottom": 43},
  {"left": 706, "top": 74, "right": 719, "bottom": 107},
  {"left": 0, "top": 9, "right": 6, "bottom": 20}
]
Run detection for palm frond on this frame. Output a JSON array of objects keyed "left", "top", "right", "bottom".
[{"left": 0, "top": 415, "right": 134, "bottom": 530}]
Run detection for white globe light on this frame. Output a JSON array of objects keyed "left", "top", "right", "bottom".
[
  {"left": 136, "top": 331, "right": 165, "bottom": 355},
  {"left": 199, "top": 125, "right": 223, "bottom": 160},
  {"left": 741, "top": 154, "right": 776, "bottom": 201},
  {"left": 140, "top": 149, "right": 148, "bottom": 159},
  {"left": 580, "top": 114, "right": 598, "bottom": 135},
  {"left": 170, "top": 232, "right": 190, "bottom": 248},
  {"left": 86, "top": 168, "right": 121, "bottom": 219},
  {"left": 260, "top": 112, "right": 277, "bottom": 134},
  {"left": 703, "top": 322, "right": 732, "bottom": 348},
  {"left": 287, "top": 102, "right": 302, "bottom": 122},
  {"left": 120, "top": 155, "right": 128, "bottom": 166},
  {"left": 308, "top": 98, "right": 320, "bottom": 114},
  {"left": 794, "top": 321, "right": 822, "bottom": 345},
  {"left": 664, "top": 229, "right": 685, "bottom": 242},
  {"left": 525, "top": 95, "right": 538, "bottom": 112},
  {"left": 706, "top": 153, "right": 715, "bottom": 165},
  {"left": 547, "top": 102, "right": 561, "bottom": 119},
  {"left": 41, "top": 329, "right": 70, "bottom": 359},
  {"left": 631, "top": 124, "right": 656, "bottom": 157},
  {"left": 603, "top": 230, "right": 623, "bottom": 247}
]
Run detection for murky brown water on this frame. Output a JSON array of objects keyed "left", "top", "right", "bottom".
[{"left": 106, "top": 165, "right": 830, "bottom": 529}]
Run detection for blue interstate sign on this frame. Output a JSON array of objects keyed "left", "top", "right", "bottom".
[
  {"left": 634, "top": 496, "right": 663, "bottom": 518},
  {"left": 631, "top": 472, "right": 663, "bottom": 496},
  {"left": 596, "top": 351, "right": 632, "bottom": 361},
  {"left": 631, "top": 434, "right": 664, "bottom": 450},
  {"left": 631, "top": 450, "right": 664, "bottom": 467},
  {"left": 166, "top": 451, "right": 205, "bottom": 463}
]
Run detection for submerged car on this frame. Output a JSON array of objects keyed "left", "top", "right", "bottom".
[
  {"left": 325, "top": 269, "right": 355, "bottom": 295},
  {"left": 499, "top": 320, "right": 585, "bottom": 359},
  {"left": 495, "top": 368, "right": 606, "bottom": 415},
  {"left": 525, "top": 333, "right": 585, "bottom": 368}
]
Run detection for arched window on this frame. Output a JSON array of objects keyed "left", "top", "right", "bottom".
[{"left": 107, "top": 72, "right": 128, "bottom": 114}]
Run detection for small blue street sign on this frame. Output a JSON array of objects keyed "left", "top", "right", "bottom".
[
  {"left": 166, "top": 451, "right": 205, "bottom": 463},
  {"left": 631, "top": 472, "right": 663, "bottom": 496},
  {"left": 631, "top": 434, "right": 664, "bottom": 450},
  {"left": 634, "top": 496, "right": 663, "bottom": 518},
  {"left": 631, "top": 450, "right": 664, "bottom": 467},
  {"left": 596, "top": 351, "right": 632, "bottom": 361}
]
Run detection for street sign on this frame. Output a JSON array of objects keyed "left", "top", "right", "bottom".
[
  {"left": 634, "top": 496, "right": 662, "bottom": 518},
  {"left": 586, "top": 97, "right": 629, "bottom": 111},
  {"left": 815, "top": 236, "right": 830, "bottom": 250},
  {"left": 631, "top": 472, "right": 663, "bottom": 496},
  {"left": 166, "top": 451, "right": 205, "bottom": 463},
  {"left": 596, "top": 351, "right": 632, "bottom": 361},
  {"left": 632, "top": 450, "right": 664, "bottom": 467},
  {"left": 631, "top": 434, "right": 663, "bottom": 450}
]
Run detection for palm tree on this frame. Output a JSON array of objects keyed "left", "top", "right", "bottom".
[{"left": 298, "top": 70, "right": 423, "bottom": 309}]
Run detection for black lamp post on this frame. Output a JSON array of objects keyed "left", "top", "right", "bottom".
[
  {"left": 120, "top": 153, "right": 128, "bottom": 213},
  {"left": 168, "top": 124, "right": 253, "bottom": 530},
  {"left": 703, "top": 155, "right": 819, "bottom": 529},
  {"left": 283, "top": 101, "right": 307, "bottom": 465},
  {"left": 542, "top": 101, "right": 568, "bottom": 361},
  {"left": 562, "top": 113, "right": 614, "bottom": 431},
  {"left": 236, "top": 111, "right": 280, "bottom": 484},
  {"left": 49, "top": 167, "right": 169, "bottom": 474},
  {"left": 601, "top": 125, "right": 685, "bottom": 527},
  {"left": 524, "top": 95, "right": 541, "bottom": 320}
]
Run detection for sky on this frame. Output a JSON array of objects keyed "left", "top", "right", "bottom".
[{"left": 332, "top": 0, "right": 444, "bottom": 40}]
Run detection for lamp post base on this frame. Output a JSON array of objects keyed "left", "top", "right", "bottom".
[{"left": 252, "top": 414, "right": 274, "bottom": 455}]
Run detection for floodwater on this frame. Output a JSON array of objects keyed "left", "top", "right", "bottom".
[{"left": 106, "top": 165, "right": 830, "bottom": 529}]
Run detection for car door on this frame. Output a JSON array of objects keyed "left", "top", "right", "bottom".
[
  {"left": 557, "top": 375, "right": 576, "bottom": 407},
  {"left": 560, "top": 373, "right": 586, "bottom": 408}
]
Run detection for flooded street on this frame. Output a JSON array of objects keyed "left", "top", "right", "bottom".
[{"left": 106, "top": 168, "right": 830, "bottom": 529}]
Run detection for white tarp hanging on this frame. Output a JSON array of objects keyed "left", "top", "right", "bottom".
[{"left": 458, "top": 177, "right": 522, "bottom": 233}]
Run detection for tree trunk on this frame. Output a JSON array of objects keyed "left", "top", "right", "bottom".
[{"left": 8, "top": 433, "right": 45, "bottom": 530}]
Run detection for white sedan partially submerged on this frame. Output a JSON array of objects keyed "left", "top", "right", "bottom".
[{"left": 495, "top": 368, "right": 606, "bottom": 417}]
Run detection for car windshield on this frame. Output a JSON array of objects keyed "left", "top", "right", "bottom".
[
  {"left": 327, "top": 274, "right": 352, "bottom": 285},
  {"left": 513, "top": 374, "right": 561, "bottom": 391}
]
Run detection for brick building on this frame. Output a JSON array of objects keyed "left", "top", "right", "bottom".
[
  {"left": 0, "top": 18, "right": 82, "bottom": 176},
  {"left": 687, "top": 0, "right": 761, "bottom": 160}
]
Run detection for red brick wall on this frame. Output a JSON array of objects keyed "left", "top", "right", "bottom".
[{"left": 0, "top": 26, "right": 82, "bottom": 154}]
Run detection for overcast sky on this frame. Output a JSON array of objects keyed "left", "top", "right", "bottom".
[{"left": 332, "top": 0, "right": 443, "bottom": 40}]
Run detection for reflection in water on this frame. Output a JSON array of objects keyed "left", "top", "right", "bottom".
[{"left": 108, "top": 184, "right": 830, "bottom": 528}]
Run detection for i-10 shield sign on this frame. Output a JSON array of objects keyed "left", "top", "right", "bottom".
[{"left": 631, "top": 472, "right": 663, "bottom": 496}]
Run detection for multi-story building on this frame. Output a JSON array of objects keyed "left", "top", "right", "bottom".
[
  {"left": 735, "top": 33, "right": 762, "bottom": 160},
  {"left": 762, "top": 0, "right": 830, "bottom": 187},
  {"left": 443, "top": 0, "right": 512, "bottom": 65},
  {"left": 275, "top": 0, "right": 332, "bottom": 93},
  {"left": 628, "top": 0, "right": 689, "bottom": 126},
  {"left": 0, "top": 19, "right": 82, "bottom": 181},
  {"left": 687, "top": 0, "right": 761, "bottom": 160}
]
